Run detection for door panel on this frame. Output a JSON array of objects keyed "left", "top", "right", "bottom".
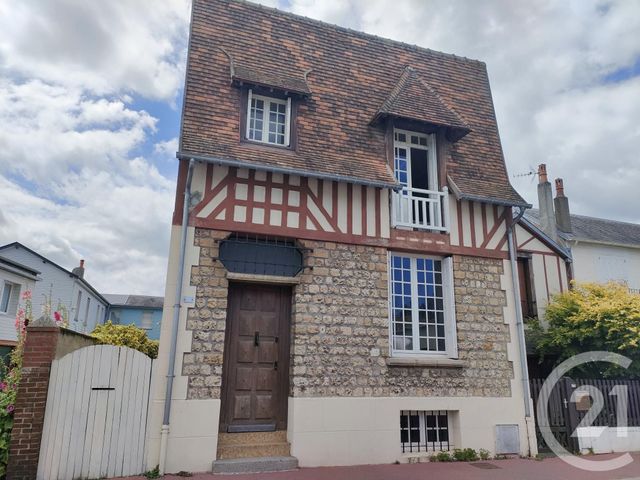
[{"left": 221, "top": 283, "right": 291, "bottom": 432}]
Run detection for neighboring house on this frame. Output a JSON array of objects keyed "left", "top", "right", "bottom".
[
  {"left": 0, "top": 255, "right": 39, "bottom": 363},
  {"left": 0, "top": 242, "right": 108, "bottom": 334},
  {"left": 514, "top": 164, "right": 640, "bottom": 377},
  {"left": 148, "top": 0, "right": 538, "bottom": 473},
  {"left": 524, "top": 166, "right": 640, "bottom": 292},
  {"left": 519, "top": 164, "right": 640, "bottom": 301},
  {"left": 103, "top": 294, "right": 164, "bottom": 340},
  {"left": 514, "top": 216, "right": 571, "bottom": 321}
]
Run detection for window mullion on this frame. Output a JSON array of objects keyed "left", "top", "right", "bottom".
[
  {"left": 246, "top": 89, "right": 253, "bottom": 140},
  {"left": 284, "top": 97, "right": 291, "bottom": 146},
  {"left": 262, "top": 98, "right": 270, "bottom": 143},
  {"left": 429, "top": 134, "right": 438, "bottom": 190},
  {"left": 410, "top": 257, "right": 420, "bottom": 353},
  {"left": 443, "top": 256, "right": 458, "bottom": 358}
]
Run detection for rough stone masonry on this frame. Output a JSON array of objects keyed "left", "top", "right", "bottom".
[{"left": 184, "top": 228, "right": 513, "bottom": 400}]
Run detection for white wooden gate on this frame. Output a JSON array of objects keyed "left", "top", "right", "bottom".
[{"left": 37, "top": 345, "right": 153, "bottom": 480}]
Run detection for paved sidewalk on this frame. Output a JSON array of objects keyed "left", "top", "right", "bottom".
[{"left": 127, "top": 453, "right": 640, "bottom": 480}]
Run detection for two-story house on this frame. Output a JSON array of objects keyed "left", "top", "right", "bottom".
[
  {"left": 0, "top": 242, "right": 108, "bottom": 334},
  {"left": 148, "top": 0, "right": 538, "bottom": 473}
]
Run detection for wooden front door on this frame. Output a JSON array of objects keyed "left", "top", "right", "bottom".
[{"left": 220, "top": 283, "right": 291, "bottom": 432}]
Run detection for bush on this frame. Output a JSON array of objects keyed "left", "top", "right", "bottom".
[
  {"left": 452, "top": 448, "right": 479, "bottom": 462},
  {"left": 92, "top": 322, "right": 159, "bottom": 359},
  {"left": 430, "top": 451, "right": 453, "bottom": 462},
  {"left": 479, "top": 448, "right": 491, "bottom": 460},
  {"left": 533, "top": 282, "right": 640, "bottom": 377}
]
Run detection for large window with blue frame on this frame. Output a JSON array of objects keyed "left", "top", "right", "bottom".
[{"left": 390, "top": 254, "right": 450, "bottom": 354}]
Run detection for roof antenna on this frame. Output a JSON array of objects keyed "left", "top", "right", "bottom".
[{"left": 512, "top": 165, "right": 538, "bottom": 183}]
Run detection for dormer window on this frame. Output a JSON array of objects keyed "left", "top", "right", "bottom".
[
  {"left": 245, "top": 89, "right": 291, "bottom": 147},
  {"left": 391, "top": 128, "right": 450, "bottom": 231}
]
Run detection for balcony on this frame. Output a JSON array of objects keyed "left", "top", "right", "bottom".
[{"left": 391, "top": 186, "right": 449, "bottom": 232}]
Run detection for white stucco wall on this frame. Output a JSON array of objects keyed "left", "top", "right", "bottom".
[
  {"left": 146, "top": 226, "right": 220, "bottom": 474},
  {"left": 571, "top": 242, "right": 640, "bottom": 291},
  {"left": 578, "top": 426, "right": 640, "bottom": 455}
]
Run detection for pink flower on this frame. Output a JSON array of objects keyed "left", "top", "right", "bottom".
[
  {"left": 21, "top": 290, "right": 31, "bottom": 300},
  {"left": 0, "top": 382, "right": 6, "bottom": 391},
  {"left": 54, "top": 311, "right": 62, "bottom": 323},
  {"left": 6, "top": 405, "right": 14, "bottom": 414}
]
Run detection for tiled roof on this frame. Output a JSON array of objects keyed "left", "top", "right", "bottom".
[
  {"left": 525, "top": 210, "right": 640, "bottom": 248},
  {"left": 372, "top": 66, "right": 471, "bottom": 141},
  {"left": 180, "top": 0, "right": 527, "bottom": 206},
  {"left": 103, "top": 294, "right": 165, "bottom": 309}
]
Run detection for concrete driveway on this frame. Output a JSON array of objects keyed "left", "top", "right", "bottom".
[{"left": 127, "top": 453, "right": 640, "bottom": 480}]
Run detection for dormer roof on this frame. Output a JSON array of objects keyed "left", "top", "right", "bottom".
[
  {"left": 231, "top": 63, "right": 311, "bottom": 97},
  {"left": 371, "top": 66, "right": 471, "bottom": 142}
]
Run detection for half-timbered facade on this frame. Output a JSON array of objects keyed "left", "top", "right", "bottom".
[{"left": 148, "top": 0, "right": 538, "bottom": 472}]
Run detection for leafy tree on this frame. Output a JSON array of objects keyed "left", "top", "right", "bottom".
[
  {"left": 91, "top": 322, "right": 159, "bottom": 359},
  {"left": 533, "top": 282, "right": 640, "bottom": 378}
]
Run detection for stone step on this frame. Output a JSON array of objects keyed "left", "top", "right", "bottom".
[
  {"left": 217, "top": 441, "right": 291, "bottom": 460},
  {"left": 212, "top": 456, "right": 299, "bottom": 474},
  {"left": 218, "top": 430, "right": 287, "bottom": 446}
]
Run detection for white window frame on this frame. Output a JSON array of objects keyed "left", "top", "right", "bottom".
[
  {"left": 0, "top": 282, "right": 13, "bottom": 313},
  {"left": 393, "top": 128, "right": 438, "bottom": 191},
  {"left": 246, "top": 89, "right": 291, "bottom": 147},
  {"left": 388, "top": 252, "right": 458, "bottom": 358}
]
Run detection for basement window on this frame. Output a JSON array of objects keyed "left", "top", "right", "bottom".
[
  {"left": 246, "top": 89, "right": 291, "bottom": 146},
  {"left": 401, "top": 410, "right": 451, "bottom": 452}
]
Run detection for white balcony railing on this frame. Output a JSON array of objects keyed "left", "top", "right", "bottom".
[{"left": 391, "top": 186, "right": 449, "bottom": 232}]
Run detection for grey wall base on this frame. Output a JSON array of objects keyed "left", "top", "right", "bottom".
[{"left": 212, "top": 456, "right": 299, "bottom": 474}]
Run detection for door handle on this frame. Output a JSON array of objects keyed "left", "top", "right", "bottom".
[
  {"left": 274, "top": 361, "right": 278, "bottom": 371},
  {"left": 254, "top": 331, "right": 260, "bottom": 347}
]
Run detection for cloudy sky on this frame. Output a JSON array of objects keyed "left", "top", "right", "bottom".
[{"left": 0, "top": 0, "right": 638, "bottom": 296}]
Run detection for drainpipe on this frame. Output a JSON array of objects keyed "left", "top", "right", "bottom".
[
  {"left": 159, "top": 158, "right": 196, "bottom": 474},
  {"left": 507, "top": 206, "right": 535, "bottom": 451}
]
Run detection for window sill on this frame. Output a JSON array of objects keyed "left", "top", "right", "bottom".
[
  {"left": 386, "top": 356, "right": 466, "bottom": 368},
  {"left": 240, "top": 139, "right": 295, "bottom": 152}
]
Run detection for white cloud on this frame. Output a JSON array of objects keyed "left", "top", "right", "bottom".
[
  {"left": 0, "top": 79, "right": 157, "bottom": 183},
  {"left": 0, "top": 0, "right": 188, "bottom": 295},
  {"left": 0, "top": 159, "right": 175, "bottom": 295},
  {"left": 0, "top": 0, "right": 190, "bottom": 101}
]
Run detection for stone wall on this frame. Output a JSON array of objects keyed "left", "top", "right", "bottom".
[
  {"left": 184, "top": 229, "right": 513, "bottom": 400},
  {"left": 183, "top": 228, "right": 229, "bottom": 400},
  {"left": 291, "top": 241, "right": 513, "bottom": 398}
]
